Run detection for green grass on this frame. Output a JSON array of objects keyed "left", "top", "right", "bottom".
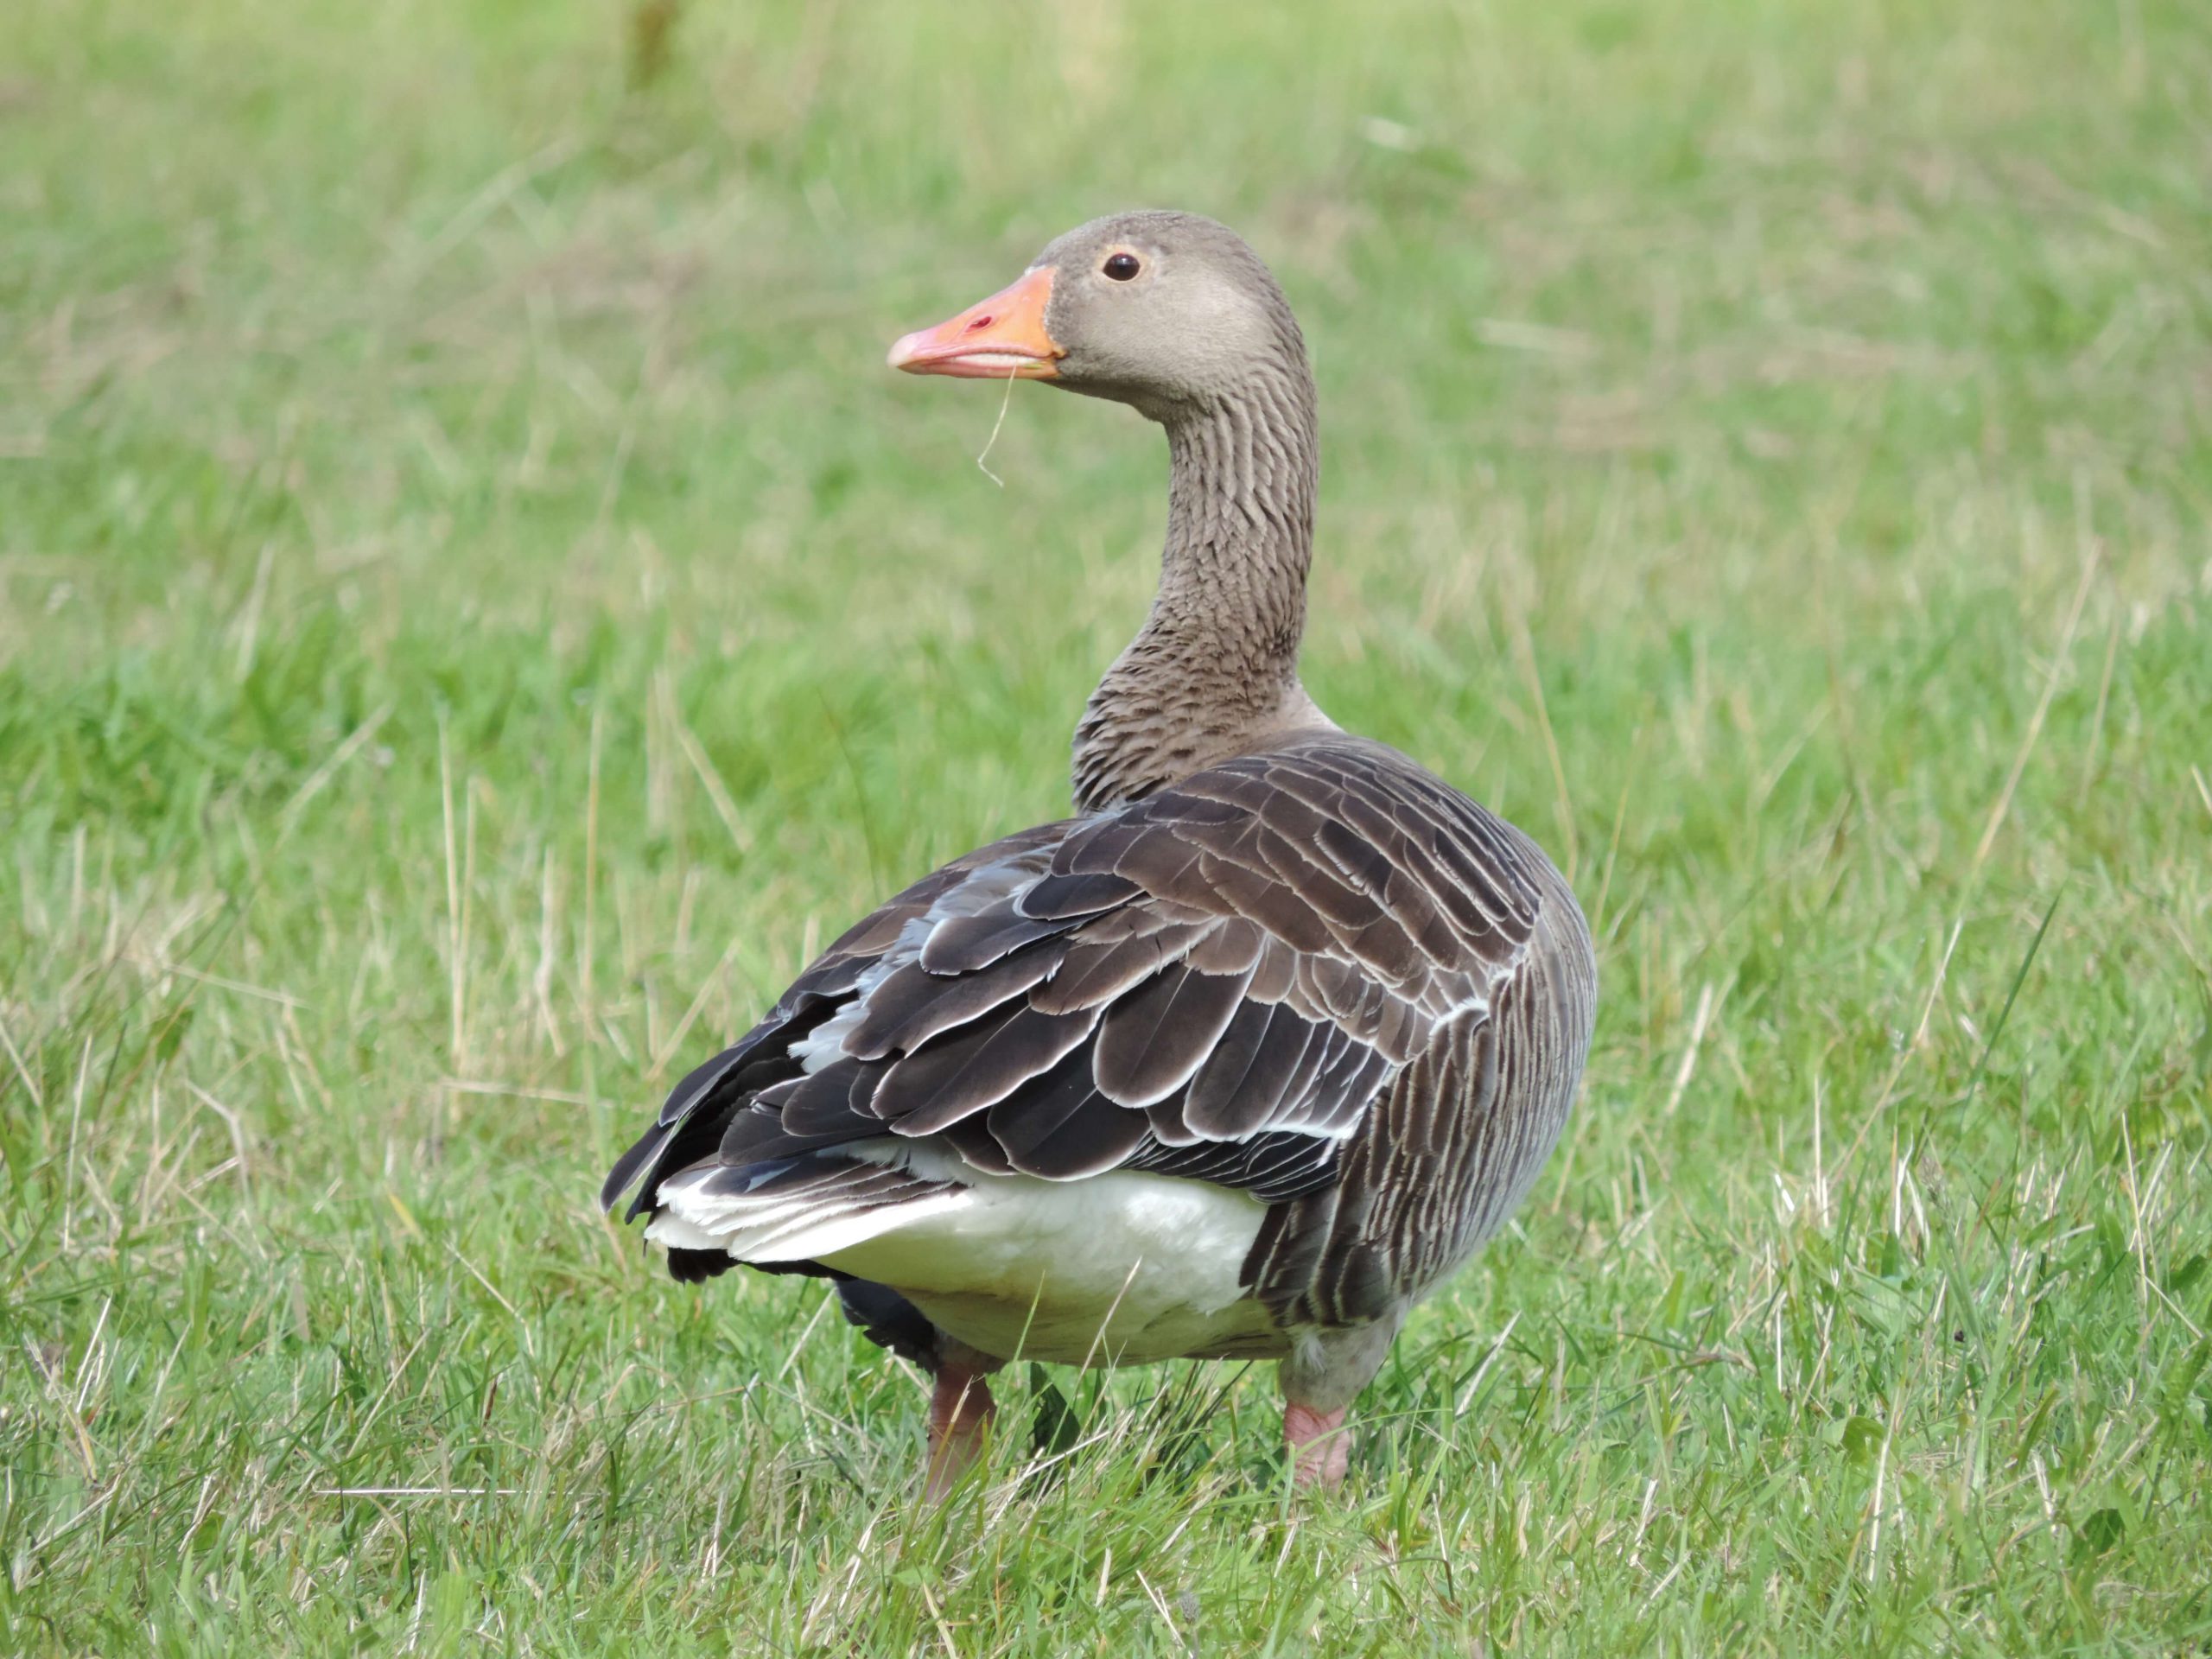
[{"left": 3, "top": 0, "right": 2210, "bottom": 1650}]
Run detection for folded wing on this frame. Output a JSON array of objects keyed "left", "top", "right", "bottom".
[{"left": 604, "top": 734, "right": 1588, "bottom": 1319}]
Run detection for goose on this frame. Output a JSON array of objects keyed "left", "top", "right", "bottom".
[{"left": 601, "top": 211, "right": 1597, "bottom": 1495}]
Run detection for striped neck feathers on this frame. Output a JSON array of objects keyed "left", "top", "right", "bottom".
[{"left": 1071, "top": 359, "right": 1327, "bottom": 812}]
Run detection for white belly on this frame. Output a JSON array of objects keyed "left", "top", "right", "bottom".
[{"left": 821, "top": 1154, "right": 1287, "bottom": 1366}]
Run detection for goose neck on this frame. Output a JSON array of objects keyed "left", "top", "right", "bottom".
[{"left": 1071, "top": 367, "right": 1325, "bottom": 812}]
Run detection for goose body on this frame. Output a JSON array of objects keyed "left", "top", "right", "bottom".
[{"left": 602, "top": 213, "right": 1597, "bottom": 1491}]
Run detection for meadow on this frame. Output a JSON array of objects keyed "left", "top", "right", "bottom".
[{"left": 3, "top": 0, "right": 2209, "bottom": 1651}]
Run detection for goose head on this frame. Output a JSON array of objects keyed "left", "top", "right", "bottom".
[{"left": 887, "top": 210, "right": 1307, "bottom": 425}]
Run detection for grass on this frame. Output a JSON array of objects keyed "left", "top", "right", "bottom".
[{"left": 3, "top": 0, "right": 2210, "bottom": 1650}]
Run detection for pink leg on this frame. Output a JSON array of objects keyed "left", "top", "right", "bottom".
[
  {"left": 923, "top": 1365, "right": 995, "bottom": 1502},
  {"left": 1283, "top": 1400, "right": 1351, "bottom": 1489}
]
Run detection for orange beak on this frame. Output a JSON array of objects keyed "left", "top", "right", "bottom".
[{"left": 887, "top": 265, "right": 1064, "bottom": 380}]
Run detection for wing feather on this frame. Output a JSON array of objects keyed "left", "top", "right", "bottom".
[
  {"left": 1092, "top": 960, "right": 1260, "bottom": 1106},
  {"left": 875, "top": 1002, "right": 1100, "bottom": 1134},
  {"left": 845, "top": 945, "right": 1061, "bottom": 1062},
  {"left": 1028, "top": 925, "right": 1210, "bottom": 1015}
]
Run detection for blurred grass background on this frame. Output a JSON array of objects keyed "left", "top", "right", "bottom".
[{"left": 3, "top": 0, "right": 2209, "bottom": 1651}]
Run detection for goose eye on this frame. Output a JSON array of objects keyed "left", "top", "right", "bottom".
[{"left": 1103, "top": 252, "right": 1141, "bottom": 282}]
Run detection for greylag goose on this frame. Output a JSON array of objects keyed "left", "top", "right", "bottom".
[{"left": 602, "top": 212, "right": 1596, "bottom": 1495}]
